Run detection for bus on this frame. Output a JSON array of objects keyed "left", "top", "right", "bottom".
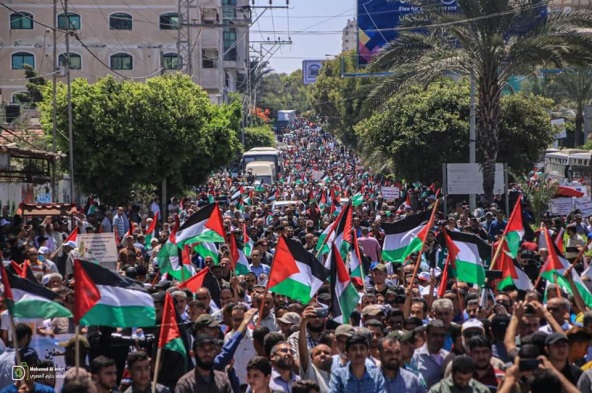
[
  {"left": 242, "top": 147, "right": 281, "bottom": 174},
  {"left": 544, "top": 148, "right": 592, "bottom": 183}
]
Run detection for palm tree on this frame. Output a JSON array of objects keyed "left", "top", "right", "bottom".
[
  {"left": 368, "top": 0, "right": 592, "bottom": 203},
  {"left": 553, "top": 68, "right": 592, "bottom": 146}
]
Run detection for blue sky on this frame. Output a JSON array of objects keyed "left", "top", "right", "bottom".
[{"left": 250, "top": 0, "right": 356, "bottom": 74}]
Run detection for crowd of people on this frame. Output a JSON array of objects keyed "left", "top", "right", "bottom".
[{"left": 1, "top": 119, "right": 592, "bottom": 393}]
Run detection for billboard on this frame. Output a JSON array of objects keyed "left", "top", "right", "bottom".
[
  {"left": 357, "top": 0, "right": 460, "bottom": 66},
  {"left": 357, "top": 0, "right": 546, "bottom": 66},
  {"left": 302, "top": 60, "right": 323, "bottom": 84}
]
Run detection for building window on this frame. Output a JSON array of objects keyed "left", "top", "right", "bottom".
[
  {"left": 58, "top": 12, "right": 81, "bottom": 30},
  {"left": 160, "top": 13, "right": 179, "bottom": 30},
  {"left": 10, "top": 12, "right": 34, "bottom": 29},
  {"left": 110, "top": 13, "right": 132, "bottom": 30},
  {"left": 110, "top": 53, "right": 132, "bottom": 70},
  {"left": 162, "top": 53, "right": 179, "bottom": 70},
  {"left": 223, "top": 28, "right": 237, "bottom": 61},
  {"left": 202, "top": 49, "right": 218, "bottom": 68},
  {"left": 11, "top": 52, "right": 34, "bottom": 69},
  {"left": 222, "top": 0, "right": 237, "bottom": 20},
  {"left": 12, "top": 92, "right": 29, "bottom": 104},
  {"left": 58, "top": 53, "right": 82, "bottom": 70}
]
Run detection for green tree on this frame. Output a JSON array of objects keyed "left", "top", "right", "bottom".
[
  {"left": 244, "top": 126, "right": 276, "bottom": 151},
  {"left": 368, "top": 0, "right": 592, "bottom": 203},
  {"left": 310, "top": 51, "right": 372, "bottom": 149},
  {"left": 355, "top": 80, "right": 555, "bottom": 181},
  {"left": 38, "top": 74, "right": 241, "bottom": 203},
  {"left": 15, "top": 65, "right": 46, "bottom": 106},
  {"left": 257, "top": 70, "right": 311, "bottom": 118},
  {"left": 552, "top": 68, "right": 592, "bottom": 146}
]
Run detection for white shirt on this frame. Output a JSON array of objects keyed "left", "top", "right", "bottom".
[{"left": 224, "top": 327, "right": 256, "bottom": 384}]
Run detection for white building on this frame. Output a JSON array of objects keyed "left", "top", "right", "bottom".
[
  {"left": 0, "top": 0, "right": 249, "bottom": 105},
  {"left": 342, "top": 18, "right": 357, "bottom": 53}
]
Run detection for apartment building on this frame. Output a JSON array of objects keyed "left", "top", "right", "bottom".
[
  {"left": 549, "top": 0, "right": 592, "bottom": 10},
  {"left": 342, "top": 18, "right": 357, "bottom": 53},
  {"left": 0, "top": 0, "right": 249, "bottom": 104}
]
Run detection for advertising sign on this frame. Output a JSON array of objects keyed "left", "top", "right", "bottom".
[
  {"left": 357, "top": 0, "right": 459, "bottom": 65},
  {"left": 302, "top": 60, "right": 323, "bottom": 84}
]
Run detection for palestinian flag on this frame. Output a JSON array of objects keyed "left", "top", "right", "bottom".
[
  {"left": 178, "top": 267, "right": 220, "bottom": 295},
  {"left": 65, "top": 227, "right": 79, "bottom": 245},
  {"left": 0, "top": 264, "right": 72, "bottom": 319},
  {"left": 446, "top": 230, "right": 491, "bottom": 286},
  {"left": 145, "top": 212, "right": 159, "bottom": 250},
  {"left": 400, "top": 204, "right": 438, "bottom": 263},
  {"left": 331, "top": 204, "right": 353, "bottom": 259},
  {"left": 381, "top": 211, "right": 431, "bottom": 263},
  {"left": 229, "top": 233, "right": 250, "bottom": 275},
  {"left": 243, "top": 225, "right": 253, "bottom": 257},
  {"left": 172, "top": 203, "right": 225, "bottom": 246},
  {"left": 316, "top": 220, "right": 337, "bottom": 253},
  {"left": 74, "top": 260, "right": 155, "bottom": 327},
  {"left": 158, "top": 242, "right": 196, "bottom": 281},
  {"left": 267, "top": 236, "right": 329, "bottom": 305},
  {"left": 329, "top": 243, "right": 359, "bottom": 324},
  {"left": 439, "top": 230, "right": 459, "bottom": 298},
  {"left": 194, "top": 242, "right": 219, "bottom": 265},
  {"left": 351, "top": 193, "right": 364, "bottom": 207},
  {"left": 541, "top": 228, "right": 592, "bottom": 308},
  {"left": 503, "top": 195, "right": 524, "bottom": 259},
  {"left": 349, "top": 230, "right": 365, "bottom": 286},
  {"left": 8, "top": 261, "right": 37, "bottom": 282},
  {"left": 317, "top": 204, "right": 352, "bottom": 257},
  {"left": 496, "top": 240, "right": 533, "bottom": 291},
  {"left": 158, "top": 292, "right": 187, "bottom": 357}
]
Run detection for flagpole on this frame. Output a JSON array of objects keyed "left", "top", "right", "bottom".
[
  {"left": 489, "top": 235, "right": 506, "bottom": 271},
  {"left": 74, "top": 324, "right": 80, "bottom": 377},
  {"left": 152, "top": 347, "right": 162, "bottom": 393},
  {"left": 553, "top": 274, "right": 562, "bottom": 298},
  {"left": 565, "top": 237, "right": 592, "bottom": 276},
  {"left": 9, "top": 315, "right": 21, "bottom": 366},
  {"left": 408, "top": 200, "right": 439, "bottom": 290},
  {"left": 534, "top": 228, "right": 552, "bottom": 288}
]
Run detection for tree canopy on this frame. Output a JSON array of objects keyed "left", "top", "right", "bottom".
[
  {"left": 355, "top": 80, "right": 555, "bottom": 182},
  {"left": 39, "top": 74, "right": 242, "bottom": 203},
  {"left": 310, "top": 51, "right": 373, "bottom": 149},
  {"left": 367, "top": 0, "right": 592, "bottom": 202},
  {"left": 244, "top": 126, "right": 276, "bottom": 151}
]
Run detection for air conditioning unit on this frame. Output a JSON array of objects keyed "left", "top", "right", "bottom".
[{"left": 202, "top": 8, "right": 219, "bottom": 24}]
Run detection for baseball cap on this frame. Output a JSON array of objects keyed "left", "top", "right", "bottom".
[
  {"left": 418, "top": 272, "right": 431, "bottom": 282},
  {"left": 194, "top": 314, "right": 221, "bottom": 329},
  {"left": 545, "top": 332, "right": 568, "bottom": 346},
  {"left": 59, "top": 336, "right": 90, "bottom": 349},
  {"left": 335, "top": 324, "right": 355, "bottom": 338},
  {"left": 462, "top": 319, "right": 485, "bottom": 333},
  {"left": 388, "top": 329, "right": 416, "bottom": 343},
  {"left": 372, "top": 263, "right": 387, "bottom": 272},
  {"left": 38, "top": 246, "right": 50, "bottom": 255},
  {"left": 277, "top": 312, "right": 301, "bottom": 325},
  {"left": 362, "top": 305, "right": 384, "bottom": 318}
]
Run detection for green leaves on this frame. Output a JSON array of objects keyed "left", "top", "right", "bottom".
[
  {"left": 244, "top": 126, "right": 276, "bottom": 151},
  {"left": 354, "top": 80, "right": 554, "bottom": 182},
  {"left": 39, "top": 74, "right": 241, "bottom": 203}
]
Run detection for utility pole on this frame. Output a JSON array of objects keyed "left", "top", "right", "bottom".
[
  {"left": 469, "top": 74, "right": 476, "bottom": 212},
  {"left": 52, "top": 0, "right": 58, "bottom": 201},
  {"left": 64, "top": 0, "right": 75, "bottom": 204}
]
